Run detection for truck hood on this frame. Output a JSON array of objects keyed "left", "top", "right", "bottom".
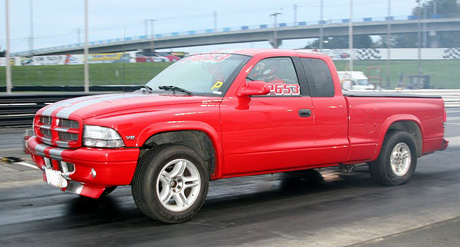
[{"left": 38, "top": 93, "right": 222, "bottom": 119}]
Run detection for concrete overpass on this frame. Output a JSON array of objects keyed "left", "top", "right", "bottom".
[{"left": 13, "top": 17, "right": 460, "bottom": 56}]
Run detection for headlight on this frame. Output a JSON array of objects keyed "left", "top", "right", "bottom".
[{"left": 83, "top": 125, "right": 125, "bottom": 148}]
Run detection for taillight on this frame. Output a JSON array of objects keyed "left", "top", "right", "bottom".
[{"left": 443, "top": 109, "right": 447, "bottom": 128}]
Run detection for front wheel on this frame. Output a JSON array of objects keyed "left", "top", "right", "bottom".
[
  {"left": 132, "top": 145, "right": 209, "bottom": 223},
  {"left": 369, "top": 130, "right": 418, "bottom": 186}
]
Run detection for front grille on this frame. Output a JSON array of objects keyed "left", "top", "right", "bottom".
[
  {"left": 40, "top": 116, "right": 52, "bottom": 125},
  {"left": 59, "top": 119, "right": 80, "bottom": 129},
  {"left": 40, "top": 128, "right": 52, "bottom": 138},
  {"left": 35, "top": 116, "right": 82, "bottom": 148},
  {"left": 58, "top": 132, "right": 79, "bottom": 141}
]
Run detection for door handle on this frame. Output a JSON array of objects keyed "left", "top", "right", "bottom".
[{"left": 299, "top": 109, "right": 312, "bottom": 117}]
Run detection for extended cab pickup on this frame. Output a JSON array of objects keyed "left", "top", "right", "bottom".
[{"left": 26, "top": 49, "right": 448, "bottom": 223}]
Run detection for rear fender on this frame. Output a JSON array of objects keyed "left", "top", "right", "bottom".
[{"left": 371, "top": 114, "right": 423, "bottom": 161}]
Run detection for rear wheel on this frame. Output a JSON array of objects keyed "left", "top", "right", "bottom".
[
  {"left": 132, "top": 145, "right": 209, "bottom": 223},
  {"left": 369, "top": 130, "right": 417, "bottom": 186}
]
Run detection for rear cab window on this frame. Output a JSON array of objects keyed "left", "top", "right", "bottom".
[{"left": 299, "top": 58, "right": 335, "bottom": 97}]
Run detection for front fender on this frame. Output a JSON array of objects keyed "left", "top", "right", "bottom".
[{"left": 136, "top": 121, "right": 224, "bottom": 179}]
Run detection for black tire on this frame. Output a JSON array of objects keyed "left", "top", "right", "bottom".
[
  {"left": 369, "top": 130, "right": 417, "bottom": 186},
  {"left": 132, "top": 145, "right": 209, "bottom": 223}
]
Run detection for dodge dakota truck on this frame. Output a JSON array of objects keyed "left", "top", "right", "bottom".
[{"left": 26, "top": 49, "right": 448, "bottom": 223}]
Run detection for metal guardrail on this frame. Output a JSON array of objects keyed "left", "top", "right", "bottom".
[
  {"left": 383, "top": 89, "right": 460, "bottom": 108},
  {"left": 0, "top": 89, "right": 459, "bottom": 128},
  {"left": 0, "top": 86, "right": 143, "bottom": 127},
  {"left": 0, "top": 93, "right": 96, "bottom": 127},
  {"left": 0, "top": 85, "right": 142, "bottom": 92}
]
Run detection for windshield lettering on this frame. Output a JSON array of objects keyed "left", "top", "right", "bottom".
[{"left": 145, "top": 54, "right": 250, "bottom": 96}]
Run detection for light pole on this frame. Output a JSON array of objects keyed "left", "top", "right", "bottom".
[
  {"left": 75, "top": 28, "right": 81, "bottom": 46},
  {"left": 5, "top": 0, "right": 12, "bottom": 93},
  {"left": 386, "top": 0, "right": 392, "bottom": 87},
  {"left": 29, "top": 0, "right": 34, "bottom": 55},
  {"left": 417, "top": 0, "right": 423, "bottom": 79},
  {"left": 213, "top": 11, "right": 217, "bottom": 32},
  {"left": 270, "top": 12, "right": 282, "bottom": 49},
  {"left": 349, "top": 0, "right": 353, "bottom": 71},
  {"left": 84, "top": 0, "right": 89, "bottom": 93},
  {"left": 294, "top": 4, "right": 297, "bottom": 25},
  {"left": 149, "top": 19, "right": 156, "bottom": 52},
  {"left": 423, "top": 2, "right": 427, "bottom": 48},
  {"left": 319, "top": 0, "right": 324, "bottom": 52}
]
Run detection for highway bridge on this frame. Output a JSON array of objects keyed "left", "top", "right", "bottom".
[{"left": 13, "top": 16, "right": 460, "bottom": 56}]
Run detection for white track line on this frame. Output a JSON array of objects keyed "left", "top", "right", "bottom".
[{"left": 15, "top": 161, "right": 40, "bottom": 170}]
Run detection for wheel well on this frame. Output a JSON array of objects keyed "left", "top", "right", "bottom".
[
  {"left": 141, "top": 131, "right": 216, "bottom": 176},
  {"left": 387, "top": 121, "right": 422, "bottom": 157}
]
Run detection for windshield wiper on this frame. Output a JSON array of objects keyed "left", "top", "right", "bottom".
[
  {"left": 135, "top": 85, "right": 154, "bottom": 94},
  {"left": 158, "top": 86, "right": 193, "bottom": 95},
  {"left": 142, "top": 85, "right": 154, "bottom": 93}
]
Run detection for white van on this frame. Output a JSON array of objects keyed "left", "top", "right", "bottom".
[{"left": 337, "top": 71, "right": 375, "bottom": 90}]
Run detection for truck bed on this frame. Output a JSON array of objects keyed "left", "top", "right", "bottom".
[
  {"left": 343, "top": 91, "right": 442, "bottom": 99},
  {"left": 343, "top": 92, "right": 445, "bottom": 163}
]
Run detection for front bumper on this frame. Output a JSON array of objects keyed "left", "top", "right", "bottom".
[{"left": 27, "top": 136, "right": 140, "bottom": 198}]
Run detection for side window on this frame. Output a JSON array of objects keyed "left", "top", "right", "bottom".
[
  {"left": 300, "top": 58, "right": 335, "bottom": 97},
  {"left": 247, "top": 57, "right": 300, "bottom": 96}
]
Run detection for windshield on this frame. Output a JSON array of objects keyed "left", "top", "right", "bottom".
[
  {"left": 356, "top": 79, "right": 369, "bottom": 85},
  {"left": 146, "top": 53, "right": 250, "bottom": 96}
]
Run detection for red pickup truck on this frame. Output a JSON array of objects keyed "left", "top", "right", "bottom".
[{"left": 26, "top": 49, "right": 448, "bottom": 223}]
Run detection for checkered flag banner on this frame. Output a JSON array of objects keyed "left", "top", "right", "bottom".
[
  {"left": 356, "top": 48, "right": 381, "bottom": 60},
  {"left": 443, "top": 48, "right": 460, "bottom": 59}
]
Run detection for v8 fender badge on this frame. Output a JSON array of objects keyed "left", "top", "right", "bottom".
[{"left": 126, "top": 136, "right": 136, "bottom": 140}]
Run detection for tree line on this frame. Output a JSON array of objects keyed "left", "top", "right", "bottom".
[{"left": 305, "top": 0, "right": 460, "bottom": 49}]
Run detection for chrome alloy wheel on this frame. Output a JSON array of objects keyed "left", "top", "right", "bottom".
[
  {"left": 390, "top": 142, "right": 412, "bottom": 177},
  {"left": 156, "top": 159, "right": 201, "bottom": 212}
]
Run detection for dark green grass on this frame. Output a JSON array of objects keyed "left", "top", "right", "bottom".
[
  {"left": 333, "top": 59, "right": 460, "bottom": 89},
  {"left": 0, "top": 62, "right": 171, "bottom": 87},
  {"left": 1, "top": 60, "right": 459, "bottom": 89}
]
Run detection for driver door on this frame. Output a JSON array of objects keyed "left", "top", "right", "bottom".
[{"left": 219, "top": 56, "right": 316, "bottom": 176}]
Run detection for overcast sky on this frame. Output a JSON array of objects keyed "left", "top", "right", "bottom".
[{"left": 0, "top": 0, "right": 418, "bottom": 53}]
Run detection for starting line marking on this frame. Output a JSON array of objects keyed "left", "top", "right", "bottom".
[
  {"left": 17, "top": 162, "right": 40, "bottom": 170},
  {"left": 4, "top": 161, "right": 40, "bottom": 170}
]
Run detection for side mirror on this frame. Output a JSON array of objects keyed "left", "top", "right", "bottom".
[{"left": 236, "top": 81, "right": 270, "bottom": 97}]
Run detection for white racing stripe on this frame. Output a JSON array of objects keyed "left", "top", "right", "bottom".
[
  {"left": 56, "top": 141, "right": 70, "bottom": 148},
  {"left": 55, "top": 94, "right": 143, "bottom": 118},
  {"left": 49, "top": 148, "right": 65, "bottom": 161},
  {"left": 42, "top": 95, "right": 95, "bottom": 116},
  {"left": 34, "top": 144, "right": 48, "bottom": 157},
  {"left": 32, "top": 142, "right": 65, "bottom": 160}
]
